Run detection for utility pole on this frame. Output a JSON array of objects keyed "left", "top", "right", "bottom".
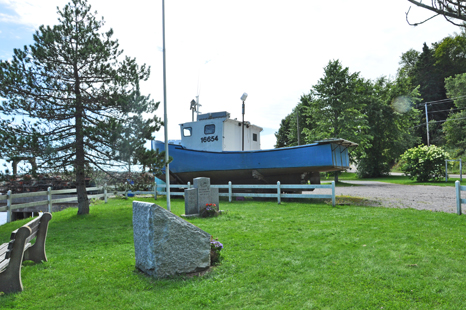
[
  {"left": 425, "top": 103, "right": 430, "bottom": 146},
  {"left": 162, "top": 0, "right": 170, "bottom": 211}
]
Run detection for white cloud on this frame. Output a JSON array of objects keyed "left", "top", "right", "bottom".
[{"left": 0, "top": 0, "right": 62, "bottom": 27}]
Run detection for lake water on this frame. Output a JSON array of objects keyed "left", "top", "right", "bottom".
[{"left": 0, "top": 212, "right": 7, "bottom": 226}]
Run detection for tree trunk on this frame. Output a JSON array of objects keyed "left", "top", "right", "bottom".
[
  {"left": 74, "top": 62, "right": 89, "bottom": 215},
  {"left": 11, "top": 159, "right": 18, "bottom": 176},
  {"left": 76, "top": 163, "right": 89, "bottom": 215},
  {"left": 335, "top": 171, "right": 339, "bottom": 183},
  {"left": 75, "top": 123, "right": 89, "bottom": 214},
  {"left": 75, "top": 138, "right": 89, "bottom": 215}
]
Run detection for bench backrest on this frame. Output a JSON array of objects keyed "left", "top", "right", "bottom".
[{"left": 7, "top": 212, "right": 52, "bottom": 262}]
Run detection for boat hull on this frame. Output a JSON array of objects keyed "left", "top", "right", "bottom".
[{"left": 153, "top": 141, "right": 352, "bottom": 185}]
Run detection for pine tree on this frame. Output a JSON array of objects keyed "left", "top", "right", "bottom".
[{"left": 0, "top": 0, "right": 161, "bottom": 214}]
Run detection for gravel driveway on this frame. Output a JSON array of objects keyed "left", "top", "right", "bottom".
[{"left": 314, "top": 181, "right": 459, "bottom": 213}]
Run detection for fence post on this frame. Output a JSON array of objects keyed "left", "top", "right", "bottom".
[
  {"left": 277, "top": 181, "right": 281, "bottom": 204},
  {"left": 188, "top": 182, "right": 191, "bottom": 189},
  {"left": 125, "top": 182, "right": 128, "bottom": 199},
  {"left": 456, "top": 180, "right": 462, "bottom": 215},
  {"left": 229, "top": 181, "right": 232, "bottom": 203},
  {"left": 47, "top": 187, "right": 52, "bottom": 213},
  {"left": 332, "top": 181, "right": 336, "bottom": 207},
  {"left": 104, "top": 183, "right": 108, "bottom": 203},
  {"left": 446, "top": 160, "right": 448, "bottom": 182},
  {"left": 461, "top": 159, "right": 463, "bottom": 182},
  {"left": 6, "top": 190, "right": 11, "bottom": 223},
  {"left": 154, "top": 182, "right": 157, "bottom": 200}
]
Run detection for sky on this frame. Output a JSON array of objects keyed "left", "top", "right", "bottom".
[{"left": 0, "top": 0, "right": 461, "bottom": 154}]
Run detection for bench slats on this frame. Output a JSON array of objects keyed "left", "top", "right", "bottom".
[
  {"left": 26, "top": 220, "right": 40, "bottom": 234},
  {"left": 0, "top": 243, "right": 8, "bottom": 266},
  {"left": 10, "top": 216, "right": 41, "bottom": 240},
  {"left": 0, "top": 257, "right": 10, "bottom": 273},
  {"left": 4, "top": 241, "right": 15, "bottom": 259},
  {"left": 0, "top": 243, "right": 8, "bottom": 256},
  {"left": 25, "top": 230, "right": 38, "bottom": 244}
]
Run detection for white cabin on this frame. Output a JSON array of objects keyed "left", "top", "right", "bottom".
[{"left": 179, "top": 111, "right": 263, "bottom": 152}]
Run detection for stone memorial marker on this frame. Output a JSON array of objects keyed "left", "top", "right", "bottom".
[
  {"left": 133, "top": 201, "right": 211, "bottom": 278},
  {"left": 184, "top": 188, "right": 198, "bottom": 215},
  {"left": 184, "top": 177, "right": 220, "bottom": 216}
]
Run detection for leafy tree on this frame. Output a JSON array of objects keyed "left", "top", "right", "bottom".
[
  {"left": 0, "top": 0, "right": 161, "bottom": 215},
  {"left": 401, "top": 144, "right": 449, "bottom": 182},
  {"left": 356, "top": 77, "right": 421, "bottom": 177},
  {"left": 398, "top": 49, "right": 420, "bottom": 80},
  {"left": 302, "top": 60, "right": 369, "bottom": 144},
  {"left": 302, "top": 60, "right": 370, "bottom": 181},
  {"left": 274, "top": 115, "right": 292, "bottom": 148},
  {"left": 443, "top": 72, "right": 466, "bottom": 154},
  {"left": 274, "top": 94, "right": 315, "bottom": 148},
  {"left": 434, "top": 32, "right": 466, "bottom": 76}
]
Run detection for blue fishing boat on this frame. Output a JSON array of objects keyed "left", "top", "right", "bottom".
[{"left": 152, "top": 111, "right": 357, "bottom": 185}]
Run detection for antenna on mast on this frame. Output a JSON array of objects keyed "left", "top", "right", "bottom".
[{"left": 190, "top": 96, "right": 202, "bottom": 121}]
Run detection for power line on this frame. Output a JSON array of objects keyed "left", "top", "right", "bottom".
[
  {"left": 427, "top": 106, "right": 466, "bottom": 114},
  {"left": 409, "top": 115, "right": 466, "bottom": 129},
  {"left": 415, "top": 94, "right": 466, "bottom": 108}
]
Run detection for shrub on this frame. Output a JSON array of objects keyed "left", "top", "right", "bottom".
[
  {"left": 401, "top": 145, "right": 449, "bottom": 182},
  {"left": 200, "top": 203, "right": 218, "bottom": 218},
  {"left": 210, "top": 238, "right": 223, "bottom": 265}
]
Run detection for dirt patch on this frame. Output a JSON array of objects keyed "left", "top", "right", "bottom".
[
  {"left": 333, "top": 196, "right": 381, "bottom": 207},
  {"left": 313, "top": 181, "right": 459, "bottom": 213}
]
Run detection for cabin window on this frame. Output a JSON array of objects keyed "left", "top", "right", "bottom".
[
  {"left": 183, "top": 127, "right": 192, "bottom": 137},
  {"left": 253, "top": 133, "right": 258, "bottom": 142},
  {"left": 204, "top": 124, "right": 215, "bottom": 135}
]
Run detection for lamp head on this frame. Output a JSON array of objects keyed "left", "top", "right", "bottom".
[{"left": 240, "top": 93, "right": 248, "bottom": 101}]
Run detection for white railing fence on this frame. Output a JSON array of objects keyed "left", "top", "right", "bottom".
[
  {"left": 0, "top": 183, "right": 158, "bottom": 224},
  {"left": 0, "top": 181, "right": 336, "bottom": 224},
  {"left": 155, "top": 181, "right": 336, "bottom": 206}
]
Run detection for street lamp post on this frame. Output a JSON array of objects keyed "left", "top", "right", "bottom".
[{"left": 241, "top": 93, "right": 248, "bottom": 151}]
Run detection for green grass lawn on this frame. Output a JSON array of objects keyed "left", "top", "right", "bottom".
[{"left": 2, "top": 197, "right": 466, "bottom": 309}]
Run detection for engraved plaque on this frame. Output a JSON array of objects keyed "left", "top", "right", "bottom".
[{"left": 184, "top": 188, "right": 198, "bottom": 215}]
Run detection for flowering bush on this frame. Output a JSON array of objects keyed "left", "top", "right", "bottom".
[
  {"left": 401, "top": 144, "right": 449, "bottom": 182},
  {"left": 200, "top": 203, "right": 218, "bottom": 217},
  {"left": 210, "top": 238, "right": 223, "bottom": 265}
]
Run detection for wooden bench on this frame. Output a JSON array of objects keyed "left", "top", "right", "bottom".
[{"left": 0, "top": 212, "right": 52, "bottom": 294}]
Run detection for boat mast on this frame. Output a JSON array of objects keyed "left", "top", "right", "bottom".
[
  {"left": 196, "top": 95, "right": 201, "bottom": 120},
  {"left": 190, "top": 96, "right": 202, "bottom": 122}
]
